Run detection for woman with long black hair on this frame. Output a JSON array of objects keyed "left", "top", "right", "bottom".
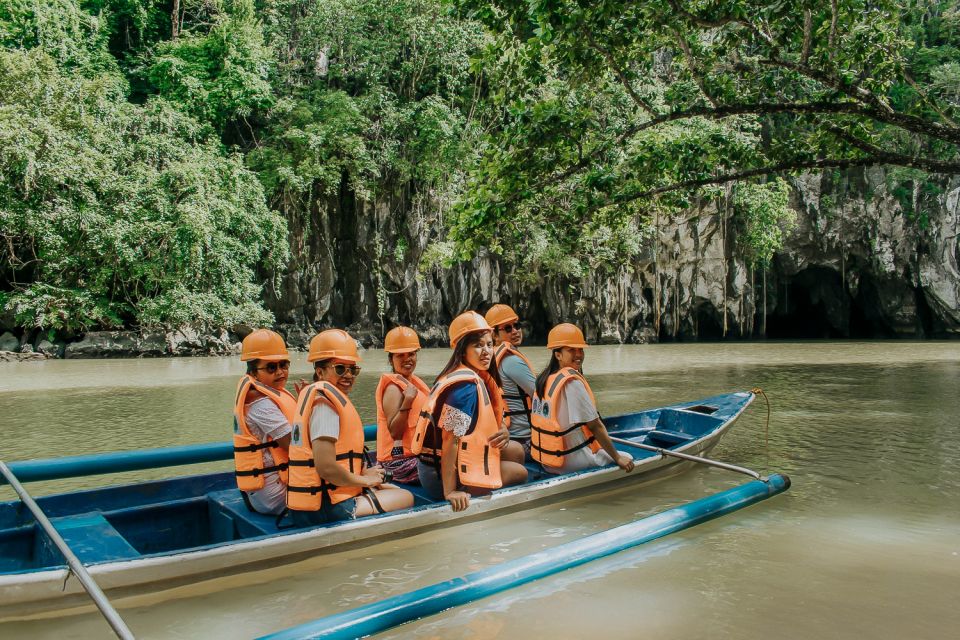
[
  {"left": 413, "top": 312, "right": 527, "bottom": 511},
  {"left": 530, "top": 323, "right": 634, "bottom": 475}
]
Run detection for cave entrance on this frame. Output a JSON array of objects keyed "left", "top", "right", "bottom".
[
  {"left": 765, "top": 267, "right": 849, "bottom": 338},
  {"left": 693, "top": 303, "right": 725, "bottom": 340},
  {"left": 848, "top": 275, "right": 898, "bottom": 338}
]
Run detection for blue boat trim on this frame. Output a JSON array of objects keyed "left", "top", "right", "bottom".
[{"left": 259, "top": 474, "right": 791, "bottom": 640}]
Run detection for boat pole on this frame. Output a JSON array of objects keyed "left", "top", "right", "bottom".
[
  {"left": 0, "top": 461, "right": 135, "bottom": 640},
  {"left": 609, "top": 436, "right": 763, "bottom": 479},
  {"left": 258, "top": 473, "right": 790, "bottom": 640}
]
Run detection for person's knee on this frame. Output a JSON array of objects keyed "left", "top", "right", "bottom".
[
  {"left": 503, "top": 440, "right": 525, "bottom": 464},
  {"left": 383, "top": 487, "right": 415, "bottom": 511},
  {"left": 501, "top": 461, "right": 528, "bottom": 486}
]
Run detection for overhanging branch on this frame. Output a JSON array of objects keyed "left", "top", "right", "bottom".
[{"left": 613, "top": 154, "right": 960, "bottom": 204}]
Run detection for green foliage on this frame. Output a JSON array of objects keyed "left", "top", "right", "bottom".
[
  {"left": 449, "top": 0, "right": 960, "bottom": 269},
  {"left": 249, "top": 90, "right": 380, "bottom": 207},
  {"left": 733, "top": 179, "right": 795, "bottom": 267},
  {"left": 6, "top": 0, "right": 960, "bottom": 337},
  {"left": 0, "top": 0, "right": 118, "bottom": 74},
  {"left": 0, "top": 47, "right": 287, "bottom": 331},
  {"left": 143, "top": 0, "right": 274, "bottom": 132},
  {"left": 252, "top": 0, "right": 486, "bottom": 213}
]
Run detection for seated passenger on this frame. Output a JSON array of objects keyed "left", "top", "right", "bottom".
[
  {"left": 375, "top": 326, "right": 430, "bottom": 484},
  {"left": 530, "top": 323, "right": 635, "bottom": 475},
  {"left": 233, "top": 329, "right": 295, "bottom": 515},
  {"left": 287, "top": 329, "right": 414, "bottom": 526},
  {"left": 413, "top": 311, "right": 527, "bottom": 512},
  {"left": 485, "top": 304, "right": 536, "bottom": 459}
]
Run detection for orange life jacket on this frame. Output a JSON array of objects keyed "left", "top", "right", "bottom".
[
  {"left": 530, "top": 367, "right": 602, "bottom": 468},
  {"left": 287, "top": 382, "right": 366, "bottom": 509},
  {"left": 411, "top": 366, "right": 504, "bottom": 489},
  {"left": 233, "top": 375, "right": 295, "bottom": 492},
  {"left": 375, "top": 373, "right": 430, "bottom": 461},
  {"left": 493, "top": 342, "right": 534, "bottom": 426}
]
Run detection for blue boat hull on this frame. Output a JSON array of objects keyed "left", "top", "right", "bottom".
[{"left": 0, "top": 391, "right": 754, "bottom": 615}]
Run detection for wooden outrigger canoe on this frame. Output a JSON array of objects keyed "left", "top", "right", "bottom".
[{"left": 0, "top": 391, "right": 754, "bottom": 616}]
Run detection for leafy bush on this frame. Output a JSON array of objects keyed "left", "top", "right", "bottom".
[{"left": 0, "top": 48, "right": 288, "bottom": 331}]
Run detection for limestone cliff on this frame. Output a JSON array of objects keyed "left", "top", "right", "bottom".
[{"left": 266, "top": 167, "right": 959, "bottom": 345}]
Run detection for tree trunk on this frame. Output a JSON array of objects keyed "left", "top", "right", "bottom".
[{"left": 171, "top": 0, "right": 180, "bottom": 40}]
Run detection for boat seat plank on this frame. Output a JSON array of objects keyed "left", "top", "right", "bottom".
[
  {"left": 207, "top": 490, "right": 280, "bottom": 539},
  {"left": 35, "top": 513, "right": 140, "bottom": 566},
  {"left": 646, "top": 429, "right": 696, "bottom": 446}
]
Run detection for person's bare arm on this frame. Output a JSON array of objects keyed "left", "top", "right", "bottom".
[
  {"left": 382, "top": 384, "right": 415, "bottom": 440},
  {"left": 441, "top": 430, "right": 469, "bottom": 511},
  {"left": 311, "top": 438, "right": 383, "bottom": 487},
  {"left": 584, "top": 417, "right": 634, "bottom": 472}
]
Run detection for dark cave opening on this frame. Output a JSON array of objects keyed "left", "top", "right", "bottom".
[
  {"left": 765, "top": 267, "right": 849, "bottom": 338},
  {"left": 765, "top": 267, "right": 919, "bottom": 338},
  {"left": 693, "top": 303, "right": 725, "bottom": 340}
]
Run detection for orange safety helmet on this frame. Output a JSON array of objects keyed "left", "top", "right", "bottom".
[
  {"left": 240, "top": 329, "right": 289, "bottom": 362},
  {"left": 484, "top": 303, "right": 519, "bottom": 329},
  {"left": 448, "top": 311, "right": 492, "bottom": 348},
  {"left": 546, "top": 323, "right": 589, "bottom": 350},
  {"left": 307, "top": 329, "right": 361, "bottom": 363},
  {"left": 384, "top": 326, "right": 421, "bottom": 354}
]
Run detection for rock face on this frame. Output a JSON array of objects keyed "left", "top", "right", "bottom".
[
  {"left": 0, "top": 332, "right": 18, "bottom": 352},
  {"left": 267, "top": 167, "right": 959, "bottom": 342},
  {"left": 64, "top": 330, "right": 240, "bottom": 358}
]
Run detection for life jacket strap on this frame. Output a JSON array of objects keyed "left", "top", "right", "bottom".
[
  {"left": 287, "top": 459, "right": 315, "bottom": 467},
  {"left": 363, "top": 488, "right": 386, "bottom": 514},
  {"left": 287, "top": 485, "right": 324, "bottom": 494},
  {"left": 234, "top": 462, "right": 289, "bottom": 477},
  {"left": 530, "top": 421, "right": 592, "bottom": 437},
  {"left": 240, "top": 490, "right": 259, "bottom": 513},
  {"left": 274, "top": 508, "right": 295, "bottom": 530},
  {"left": 233, "top": 440, "right": 280, "bottom": 453},
  {"left": 530, "top": 434, "right": 597, "bottom": 458}
]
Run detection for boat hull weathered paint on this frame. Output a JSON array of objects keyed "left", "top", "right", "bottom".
[{"left": 0, "top": 392, "right": 753, "bottom": 616}]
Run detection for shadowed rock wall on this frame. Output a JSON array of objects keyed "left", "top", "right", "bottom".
[{"left": 267, "top": 167, "right": 960, "bottom": 346}]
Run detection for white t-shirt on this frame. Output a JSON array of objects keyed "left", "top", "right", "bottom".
[
  {"left": 309, "top": 399, "right": 341, "bottom": 441},
  {"left": 243, "top": 397, "right": 293, "bottom": 514},
  {"left": 549, "top": 378, "right": 612, "bottom": 474}
]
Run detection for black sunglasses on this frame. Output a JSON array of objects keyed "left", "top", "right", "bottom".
[
  {"left": 257, "top": 361, "right": 290, "bottom": 374},
  {"left": 318, "top": 363, "right": 361, "bottom": 376},
  {"left": 498, "top": 323, "right": 521, "bottom": 333}
]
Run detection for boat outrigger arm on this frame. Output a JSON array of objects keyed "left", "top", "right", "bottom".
[
  {"left": 0, "top": 461, "right": 135, "bottom": 640},
  {"left": 609, "top": 436, "right": 764, "bottom": 479}
]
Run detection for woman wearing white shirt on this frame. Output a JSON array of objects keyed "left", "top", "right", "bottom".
[{"left": 530, "top": 323, "right": 634, "bottom": 475}]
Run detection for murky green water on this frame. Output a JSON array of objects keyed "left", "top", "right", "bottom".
[{"left": 1, "top": 342, "right": 958, "bottom": 638}]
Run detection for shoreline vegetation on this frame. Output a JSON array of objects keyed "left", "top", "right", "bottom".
[{"left": 3, "top": 2, "right": 959, "bottom": 347}]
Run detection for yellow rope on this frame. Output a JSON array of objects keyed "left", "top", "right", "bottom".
[{"left": 750, "top": 387, "right": 770, "bottom": 473}]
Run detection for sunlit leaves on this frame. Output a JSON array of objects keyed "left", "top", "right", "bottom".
[{"left": 0, "top": 48, "right": 288, "bottom": 331}]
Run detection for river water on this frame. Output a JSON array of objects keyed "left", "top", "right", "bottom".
[{"left": 0, "top": 342, "right": 958, "bottom": 639}]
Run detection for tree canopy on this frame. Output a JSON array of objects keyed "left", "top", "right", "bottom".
[{"left": 448, "top": 0, "right": 960, "bottom": 273}]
